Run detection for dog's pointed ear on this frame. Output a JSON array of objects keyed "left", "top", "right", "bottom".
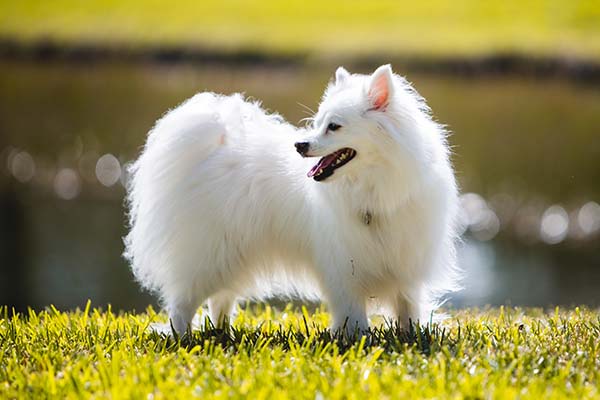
[
  {"left": 335, "top": 66, "right": 350, "bottom": 84},
  {"left": 368, "top": 64, "right": 394, "bottom": 111}
]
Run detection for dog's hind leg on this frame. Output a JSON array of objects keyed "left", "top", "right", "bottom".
[
  {"left": 167, "top": 300, "right": 200, "bottom": 336},
  {"left": 207, "top": 290, "right": 237, "bottom": 327},
  {"left": 157, "top": 288, "right": 206, "bottom": 336},
  {"left": 150, "top": 298, "right": 200, "bottom": 336}
]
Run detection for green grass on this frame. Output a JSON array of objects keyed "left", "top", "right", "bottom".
[
  {"left": 1, "top": 0, "right": 600, "bottom": 60},
  {"left": 1, "top": 303, "right": 600, "bottom": 399}
]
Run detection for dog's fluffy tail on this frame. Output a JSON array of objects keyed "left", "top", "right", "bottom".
[{"left": 124, "top": 92, "right": 237, "bottom": 294}]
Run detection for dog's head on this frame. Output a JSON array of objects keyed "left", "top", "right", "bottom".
[{"left": 296, "top": 64, "right": 431, "bottom": 183}]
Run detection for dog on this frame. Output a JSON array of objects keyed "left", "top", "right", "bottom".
[{"left": 124, "top": 64, "right": 461, "bottom": 335}]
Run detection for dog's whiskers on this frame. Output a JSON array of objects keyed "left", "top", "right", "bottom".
[
  {"left": 297, "top": 102, "right": 316, "bottom": 115},
  {"left": 299, "top": 116, "right": 315, "bottom": 127}
]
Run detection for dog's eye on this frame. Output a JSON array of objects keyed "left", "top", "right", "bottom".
[{"left": 327, "top": 122, "right": 341, "bottom": 132}]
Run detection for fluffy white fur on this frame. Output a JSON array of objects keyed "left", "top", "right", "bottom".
[{"left": 124, "top": 65, "right": 461, "bottom": 335}]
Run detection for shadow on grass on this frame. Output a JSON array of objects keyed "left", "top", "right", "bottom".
[
  {"left": 0, "top": 304, "right": 455, "bottom": 357},
  {"left": 151, "top": 316, "right": 451, "bottom": 355}
]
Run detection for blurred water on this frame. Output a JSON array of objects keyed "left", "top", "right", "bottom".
[{"left": 1, "top": 60, "right": 599, "bottom": 311}]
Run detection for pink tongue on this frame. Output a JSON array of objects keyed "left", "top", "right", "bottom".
[{"left": 307, "top": 153, "right": 337, "bottom": 177}]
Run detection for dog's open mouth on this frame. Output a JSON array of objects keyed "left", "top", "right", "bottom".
[{"left": 307, "top": 148, "right": 357, "bottom": 181}]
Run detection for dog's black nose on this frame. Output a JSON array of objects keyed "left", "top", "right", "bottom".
[{"left": 295, "top": 141, "right": 310, "bottom": 156}]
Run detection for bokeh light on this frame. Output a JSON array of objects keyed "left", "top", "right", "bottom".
[
  {"left": 577, "top": 201, "right": 600, "bottom": 236},
  {"left": 540, "top": 205, "right": 569, "bottom": 244},
  {"left": 10, "top": 151, "right": 36, "bottom": 183},
  {"left": 53, "top": 168, "right": 81, "bottom": 200},
  {"left": 95, "top": 154, "right": 121, "bottom": 187},
  {"left": 459, "top": 193, "right": 500, "bottom": 241}
]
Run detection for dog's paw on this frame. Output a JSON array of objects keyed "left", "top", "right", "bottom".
[
  {"left": 148, "top": 321, "right": 176, "bottom": 336},
  {"left": 147, "top": 314, "right": 204, "bottom": 337}
]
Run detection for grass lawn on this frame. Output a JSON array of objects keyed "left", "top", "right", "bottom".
[
  {"left": 1, "top": 303, "right": 599, "bottom": 399},
  {"left": 1, "top": 1, "right": 600, "bottom": 60}
]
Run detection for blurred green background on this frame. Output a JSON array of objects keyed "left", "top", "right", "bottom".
[
  {"left": 2, "top": 0, "right": 600, "bottom": 58},
  {"left": 0, "top": 1, "right": 599, "bottom": 312}
]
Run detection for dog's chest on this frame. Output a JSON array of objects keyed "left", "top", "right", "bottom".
[{"left": 346, "top": 206, "right": 427, "bottom": 280}]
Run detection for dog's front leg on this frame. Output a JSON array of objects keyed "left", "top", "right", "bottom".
[
  {"left": 321, "top": 276, "right": 369, "bottom": 336},
  {"left": 329, "top": 295, "right": 369, "bottom": 336}
]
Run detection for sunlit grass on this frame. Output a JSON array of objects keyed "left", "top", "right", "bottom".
[
  {"left": 1, "top": 0, "right": 600, "bottom": 59},
  {"left": 1, "top": 302, "right": 599, "bottom": 398}
]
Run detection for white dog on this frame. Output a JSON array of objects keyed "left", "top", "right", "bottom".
[{"left": 125, "top": 65, "right": 461, "bottom": 335}]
